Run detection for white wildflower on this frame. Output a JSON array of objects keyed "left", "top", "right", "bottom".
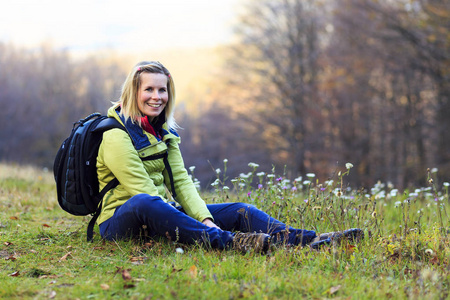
[
  {"left": 282, "top": 179, "right": 291, "bottom": 186},
  {"left": 239, "top": 173, "right": 249, "bottom": 179},
  {"left": 294, "top": 176, "right": 303, "bottom": 182},
  {"left": 303, "top": 180, "right": 311, "bottom": 185},
  {"left": 257, "top": 172, "right": 265, "bottom": 177},
  {"left": 345, "top": 162, "right": 354, "bottom": 170},
  {"left": 189, "top": 166, "right": 196, "bottom": 172},
  {"left": 175, "top": 247, "right": 184, "bottom": 254},
  {"left": 216, "top": 168, "right": 221, "bottom": 174},
  {"left": 223, "top": 158, "right": 228, "bottom": 163},
  {"left": 431, "top": 168, "right": 438, "bottom": 173},
  {"left": 248, "top": 162, "right": 260, "bottom": 168},
  {"left": 223, "top": 186, "right": 230, "bottom": 191},
  {"left": 211, "top": 179, "right": 220, "bottom": 187},
  {"left": 443, "top": 182, "right": 450, "bottom": 187},
  {"left": 306, "top": 173, "right": 316, "bottom": 178},
  {"left": 375, "top": 192, "right": 386, "bottom": 199}
]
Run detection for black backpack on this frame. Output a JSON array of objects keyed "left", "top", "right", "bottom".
[{"left": 53, "top": 113, "right": 126, "bottom": 242}]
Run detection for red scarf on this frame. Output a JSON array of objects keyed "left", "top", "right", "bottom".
[{"left": 140, "top": 116, "right": 161, "bottom": 139}]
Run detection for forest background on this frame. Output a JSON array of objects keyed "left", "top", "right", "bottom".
[{"left": 0, "top": 0, "right": 449, "bottom": 191}]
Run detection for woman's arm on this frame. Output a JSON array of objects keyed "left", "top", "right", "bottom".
[{"left": 164, "top": 138, "right": 213, "bottom": 222}]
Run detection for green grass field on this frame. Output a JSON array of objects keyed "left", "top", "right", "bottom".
[{"left": 1, "top": 162, "right": 449, "bottom": 299}]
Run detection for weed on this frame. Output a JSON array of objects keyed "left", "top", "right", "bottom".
[{"left": 1, "top": 162, "right": 449, "bottom": 299}]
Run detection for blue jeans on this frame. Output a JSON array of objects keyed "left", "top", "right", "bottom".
[{"left": 99, "top": 194, "right": 316, "bottom": 249}]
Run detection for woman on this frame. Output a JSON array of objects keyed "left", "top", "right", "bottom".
[{"left": 96, "top": 61, "right": 363, "bottom": 253}]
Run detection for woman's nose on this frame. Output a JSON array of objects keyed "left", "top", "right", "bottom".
[{"left": 151, "top": 91, "right": 160, "bottom": 99}]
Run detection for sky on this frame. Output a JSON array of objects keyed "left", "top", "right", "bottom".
[{"left": 0, "top": 0, "right": 240, "bottom": 52}]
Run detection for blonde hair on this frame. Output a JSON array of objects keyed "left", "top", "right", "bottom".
[{"left": 117, "top": 61, "right": 178, "bottom": 129}]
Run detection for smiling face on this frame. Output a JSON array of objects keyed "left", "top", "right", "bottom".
[{"left": 137, "top": 72, "right": 169, "bottom": 121}]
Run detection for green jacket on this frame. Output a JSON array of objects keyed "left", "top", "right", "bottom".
[{"left": 96, "top": 105, "right": 213, "bottom": 225}]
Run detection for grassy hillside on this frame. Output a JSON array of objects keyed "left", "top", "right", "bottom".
[{"left": 1, "top": 162, "right": 449, "bottom": 299}]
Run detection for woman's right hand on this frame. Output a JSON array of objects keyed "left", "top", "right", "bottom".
[{"left": 202, "top": 218, "right": 221, "bottom": 229}]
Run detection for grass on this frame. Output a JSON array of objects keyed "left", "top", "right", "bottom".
[{"left": 1, "top": 162, "right": 449, "bottom": 299}]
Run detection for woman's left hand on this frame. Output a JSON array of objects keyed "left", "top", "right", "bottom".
[{"left": 202, "top": 218, "right": 221, "bottom": 229}]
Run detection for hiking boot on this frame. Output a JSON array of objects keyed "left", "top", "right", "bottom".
[
  {"left": 310, "top": 237, "right": 332, "bottom": 250},
  {"left": 310, "top": 228, "right": 364, "bottom": 249},
  {"left": 232, "top": 232, "right": 271, "bottom": 254}
]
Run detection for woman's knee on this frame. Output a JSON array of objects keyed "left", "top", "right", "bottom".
[
  {"left": 122, "top": 194, "right": 168, "bottom": 214},
  {"left": 234, "top": 202, "right": 258, "bottom": 212},
  {"left": 126, "top": 194, "right": 163, "bottom": 206}
]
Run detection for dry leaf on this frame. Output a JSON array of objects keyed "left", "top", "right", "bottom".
[
  {"left": 346, "top": 244, "right": 356, "bottom": 254},
  {"left": 49, "top": 291, "right": 57, "bottom": 299},
  {"left": 130, "top": 256, "right": 146, "bottom": 265},
  {"left": 8, "top": 271, "right": 20, "bottom": 277},
  {"left": 42, "top": 224, "right": 51, "bottom": 228},
  {"left": 122, "top": 269, "right": 132, "bottom": 281},
  {"left": 100, "top": 284, "right": 110, "bottom": 290},
  {"left": 188, "top": 265, "right": 198, "bottom": 278},
  {"left": 59, "top": 252, "right": 72, "bottom": 262},
  {"left": 9, "top": 216, "right": 19, "bottom": 220},
  {"left": 329, "top": 285, "right": 341, "bottom": 295},
  {"left": 430, "top": 256, "right": 440, "bottom": 265},
  {"left": 4, "top": 241, "right": 13, "bottom": 246}
]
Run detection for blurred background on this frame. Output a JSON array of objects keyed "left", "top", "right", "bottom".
[{"left": 0, "top": 0, "right": 448, "bottom": 190}]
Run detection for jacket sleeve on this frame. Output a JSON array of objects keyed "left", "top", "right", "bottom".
[
  {"left": 100, "top": 128, "right": 161, "bottom": 197},
  {"left": 164, "top": 138, "right": 213, "bottom": 222}
]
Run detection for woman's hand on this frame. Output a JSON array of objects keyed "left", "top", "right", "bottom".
[{"left": 202, "top": 218, "right": 221, "bottom": 229}]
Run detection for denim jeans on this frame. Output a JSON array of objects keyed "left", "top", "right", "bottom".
[{"left": 99, "top": 194, "right": 316, "bottom": 249}]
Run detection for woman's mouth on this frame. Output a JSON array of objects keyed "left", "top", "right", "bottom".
[{"left": 148, "top": 103, "right": 161, "bottom": 108}]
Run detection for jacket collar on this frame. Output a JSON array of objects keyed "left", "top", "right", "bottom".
[{"left": 110, "top": 105, "right": 179, "bottom": 151}]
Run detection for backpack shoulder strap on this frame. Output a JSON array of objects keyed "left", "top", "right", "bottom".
[
  {"left": 94, "top": 117, "right": 126, "bottom": 133},
  {"left": 87, "top": 177, "right": 120, "bottom": 242},
  {"left": 86, "top": 117, "right": 125, "bottom": 242}
]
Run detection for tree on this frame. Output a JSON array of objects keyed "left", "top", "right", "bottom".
[
  {"left": 227, "top": 0, "right": 327, "bottom": 176},
  {"left": 331, "top": 0, "right": 450, "bottom": 186}
]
